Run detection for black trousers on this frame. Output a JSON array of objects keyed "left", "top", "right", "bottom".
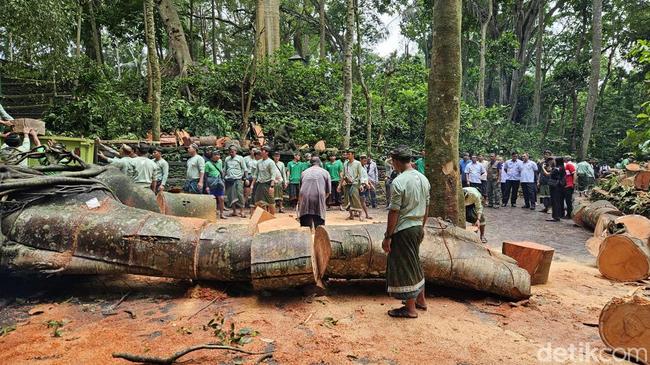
[
  {"left": 502, "top": 180, "right": 520, "bottom": 205},
  {"left": 300, "top": 214, "right": 325, "bottom": 228},
  {"left": 564, "top": 187, "right": 574, "bottom": 218},
  {"left": 329, "top": 181, "right": 342, "bottom": 206},
  {"left": 500, "top": 182, "right": 507, "bottom": 201},
  {"left": 550, "top": 186, "right": 564, "bottom": 220},
  {"left": 521, "top": 182, "right": 536, "bottom": 208}
]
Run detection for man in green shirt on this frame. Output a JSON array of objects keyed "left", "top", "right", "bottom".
[
  {"left": 252, "top": 146, "right": 277, "bottom": 214},
  {"left": 339, "top": 149, "right": 364, "bottom": 221},
  {"left": 205, "top": 150, "right": 226, "bottom": 219},
  {"left": 100, "top": 144, "right": 136, "bottom": 177},
  {"left": 152, "top": 147, "right": 169, "bottom": 193},
  {"left": 382, "top": 146, "right": 430, "bottom": 318},
  {"left": 131, "top": 144, "right": 158, "bottom": 191},
  {"left": 286, "top": 153, "right": 302, "bottom": 205},
  {"left": 415, "top": 150, "right": 425, "bottom": 174},
  {"left": 463, "top": 186, "right": 486, "bottom": 243},
  {"left": 324, "top": 153, "right": 344, "bottom": 210},
  {"left": 224, "top": 146, "right": 247, "bottom": 218},
  {"left": 184, "top": 144, "right": 205, "bottom": 194},
  {"left": 576, "top": 158, "right": 596, "bottom": 195},
  {"left": 273, "top": 151, "right": 287, "bottom": 213}
]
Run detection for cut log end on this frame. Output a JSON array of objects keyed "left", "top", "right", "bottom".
[
  {"left": 597, "top": 235, "right": 650, "bottom": 282},
  {"left": 599, "top": 295, "right": 650, "bottom": 365},
  {"left": 502, "top": 241, "right": 554, "bottom": 285},
  {"left": 313, "top": 226, "right": 332, "bottom": 287}
]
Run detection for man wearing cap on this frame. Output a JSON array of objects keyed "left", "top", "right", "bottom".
[
  {"left": 339, "top": 149, "right": 365, "bottom": 221},
  {"left": 99, "top": 144, "right": 136, "bottom": 177},
  {"left": 324, "top": 153, "right": 344, "bottom": 210},
  {"left": 0, "top": 128, "right": 41, "bottom": 167},
  {"left": 464, "top": 186, "right": 487, "bottom": 243},
  {"left": 286, "top": 153, "right": 302, "bottom": 206},
  {"left": 184, "top": 144, "right": 205, "bottom": 194},
  {"left": 251, "top": 146, "right": 277, "bottom": 214},
  {"left": 152, "top": 147, "right": 169, "bottom": 193},
  {"left": 131, "top": 144, "right": 158, "bottom": 191},
  {"left": 224, "top": 146, "right": 247, "bottom": 218},
  {"left": 298, "top": 157, "right": 331, "bottom": 227},
  {"left": 272, "top": 151, "right": 287, "bottom": 213},
  {"left": 383, "top": 145, "right": 430, "bottom": 318}
]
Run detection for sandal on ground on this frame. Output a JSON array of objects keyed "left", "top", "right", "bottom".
[
  {"left": 388, "top": 306, "right": 418, "bottom": 318},
  {"left": 401, "top": 301, "right": 428, "bottom": 311}
]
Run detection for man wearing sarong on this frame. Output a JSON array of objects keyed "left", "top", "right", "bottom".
[
  {"left": 464, "top": 186, "right": 487, "bottom": 243},
  {"left": 382, "top": 146, "right": 430, "bottom": 318},
  {"left": 298, "top": 157, "right": 331, "bottom": 227},
  {"left": 273, "top": 151, "right": 287, "bottom": 213},
  {"left": 339, "top": 149, "right": 364, "bottom": 221},
  {"left": 184, "top": 144, "right": 205, "bottom": 194},
  {"left": 251, "top": 146, "right": 277, "bottom": 214},
  {"left": 224, "top": 146, "right": 247, "bottom": 218}
]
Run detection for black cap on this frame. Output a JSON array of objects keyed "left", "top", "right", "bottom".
[{"left": 390, "top": 145, "right": 412, "bottom": 160}]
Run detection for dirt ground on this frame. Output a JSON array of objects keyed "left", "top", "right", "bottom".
[{"left": 0, "top": 205, "right": 644, "bottom": 365}]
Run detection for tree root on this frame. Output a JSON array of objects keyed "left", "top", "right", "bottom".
[{"left": 112, "top": 344, "right": 271, "bottom": 364}]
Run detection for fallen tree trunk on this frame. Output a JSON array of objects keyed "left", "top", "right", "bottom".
[
  {"left": 573, "top": 200, "right": 623, "bottom": 231},
  {"left": 587, "top": 214, "right": 650, "bottom": 258},
  {"left": 599, "top": 295, "right": 650, "bottom": 364},
  {"left": 598, "top": 233, "right": 650, "bottom": 281},
  {"left": 157, "top": 191, "right": 216, "bottom": 222},
  {"left": 314, "top": 219, "right": 531, "bottom": 300}
]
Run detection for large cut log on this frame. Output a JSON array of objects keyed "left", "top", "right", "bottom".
[
  {"left": 0, "top": 191, "right": 251, "bottom": 281},
  {"left": 599, "top": 295, "right": 650, "bottom": 364},
  {"left": 156, "top": 191, "right": 216, "bottom": 222},
  {"left": 588, "top": 214, "right": 650, "bottom": 257},
  {"left": 502, "top": 241, "right": 554, "bottom": 285},
  {"left": 250, "top": 228, "right": 328, "bottom": 290},
  {"left": 573, "top": 200, "right": 623, "bottom": 231},
  {"left": 314, "top": 219, "right": 531, "bottom": 300},
  {"left": 597, "top": 234, "right": 650, "bottom": 281},
  {"left": 249, "top": 206, "right": 275, "bottom": 234},
  {"left": 636, "top": 170, "right": 650, "bottom": 191}
]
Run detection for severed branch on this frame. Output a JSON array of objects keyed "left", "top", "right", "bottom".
[{"left": 113, "top": 344, "right": 272, "bottom": 364}]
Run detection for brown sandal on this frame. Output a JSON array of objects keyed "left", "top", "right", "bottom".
[{"left": 388, "top": 306, "right": 418, "bottom": 318}]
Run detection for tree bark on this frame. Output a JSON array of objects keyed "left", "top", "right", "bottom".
[
  {"left": 342, "top": 0, "right": 354, "bottom": 149},
  {"left": 145, "top": 0, "right": 162, "bottom": 142},
  {"left": 354, "top": 2, "right": 372, "bottom": 155},
  {"left": 478, "top": 0, "right": 492, "bottom": 108},
  {"left": 211, "top": 0, "right": 217, "bottom": 63},
  {"left": 599, "top": 295, "right": 650, "bottom": 365},
  {"left": 255, "top": 0, "right": 281, "bottom": 59},
  {"left": 76, "top": 2, "right": 82, "bottom": 57},
  {"left": 157, "top": 0, "right": 193, "bottom": 77},
  {"left": 532, "top": 0, "right": 544, "bottom": 125},
  {"left": 189, "top": 0, "right": 195, "bottom": 59},
  {"left": 578, "top": 0, "right": 602, "bottom": 161},
  {"left": 87, "top": 0, "right": 103, "bottom": 65},
  {"left": 570, "top": 90, "right": 578, "bottom": 152},
  {"left": 572, "top": 199, "right": 622, "bottom": 231},
  {"left": 426, "top": 0, "right": 464, "bottom": 226},
  {"left": 319, "top": 0, "right": 326, "bottom": 61}
]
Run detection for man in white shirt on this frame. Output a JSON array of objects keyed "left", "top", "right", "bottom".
[
  {"left": 464, "top": 155, "right": 486, "bottom": 192},
  {"left": 502, "top": 152, "right": 522, "bottom": 207},
  {"left": 519, "top": 153, "right": 539, "bottom": 210},
  {"left": 478, "top": 154, "right": 489, "bottom": 201}
]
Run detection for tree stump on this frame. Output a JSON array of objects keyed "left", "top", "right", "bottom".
[
  {"left": 635, "top": 170, "right": 650, "bottom": 191},
  {"left": 502, "top": 241, "right": 554, "bottom": 285},
  {"left": 599, "top": 295, "right": 650, "bottom": 364},
  {"left": 598, "top": 234, "right": 650, "bottom": 281}
]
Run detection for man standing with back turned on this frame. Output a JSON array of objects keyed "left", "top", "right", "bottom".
[{"left": 383, "top": 146, "right": 430, "bottom": 319}]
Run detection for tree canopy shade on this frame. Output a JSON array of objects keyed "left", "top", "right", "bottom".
[{"left": 0, "top": 0, "right": 647, "bottom": 163}]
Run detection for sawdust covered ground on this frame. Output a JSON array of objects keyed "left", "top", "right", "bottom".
[{"left": 0, "top": 208, "right": 641, "bottom": 364}]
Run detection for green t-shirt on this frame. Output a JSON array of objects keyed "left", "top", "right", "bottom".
[
  {"left": 324, "top": 159, "right": 343, "bottom": 182},
  {"left": 186, "top": 155, "right": 205, "bottom": 180},
  {"left": 205, "top": 160, "right": 223, "bottom": 178},
  {"left": 287, "top": 160, "right": 303, "bottom": 184},
  {"left": 255, "top": 158, "right": 276, "bottom": 183},
  {"left": 415, "top": 157, "right": 425, "bottom": 174},
  {"left": 389, "top": 169, "right": 431, "bottom": 233}
]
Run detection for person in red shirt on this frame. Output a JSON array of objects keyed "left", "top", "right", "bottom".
[{"left": 563, "top": 155, "right": 577, "bottom": 219}]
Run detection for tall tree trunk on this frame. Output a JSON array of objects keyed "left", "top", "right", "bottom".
[
  {"left": 578, "top": 0, "right": 602, "bottom": 161},
  {"left": 599, "top": 44, "right": 616, "bottom": 100},
  {"left": 342, "top": 0, "right": 354, "bottom": 149},
  {"left": 199, "top": 5, "right": 207, "bottom": 58},
  {"left": 255, "top": 0, "right": 281, "bottom": 59},
  {"left": 87, "top": 0, "right": 103, "bottom": 65},
  {"left": 189, "top": 0, "right": 195, "bottom": 59},
  {"left": 532, "top": 0, "right": 544, "bottom": 125},
  {"left": 145, "top": 0, "right": 162, "bottom": 142},
  {"left": 211, "top": 0, "right": 217, "bottom": 63},
  {"left": 478, "top": 0, "right": 492, "bottom": 108},
  {"left": 319, "top": 0, "right": 326, "bottom": 61},
  {"left": 570, "top": 90, "right": 578, "bottom": 152},
  {"left": 498, "top": 66, "right": 508, "bottom": 104},
  {"left": 157, "top": 0, "right": 193, "bottom": 77},
  {"left": 76, "top": 3, "right": 82, "bottom": 57},
  {"left": 426, "top": 0, "right": 464, "bottom": 226},
  {"left": 354, "top": 2, "right": 372, "bottom": 154}
]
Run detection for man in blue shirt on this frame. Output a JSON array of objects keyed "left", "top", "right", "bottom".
[
  {"left": 502, "top": 152, "right": 522, "bottom": 207},
  {"left": 519, "top": 153, "right": 539, "bottom": 210},
  {"left": 459, "top": 152, "right": 470, "bottom": 187}
]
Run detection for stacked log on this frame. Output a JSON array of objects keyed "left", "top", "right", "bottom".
[
  {"left": 599, "top": 295, "right": 650, "bottom": 364},
  {"left": 573, "top": 200, "right": 623, "bottom": 231}
]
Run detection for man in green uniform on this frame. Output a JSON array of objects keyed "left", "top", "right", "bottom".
[
  {"left": 382, "top": 146, "right": 430, "bottom": 319},
  {"left": 152, "top": 147, "right": 169, "bottom": 193},
  {"left": 486, "top": 153, "right": 501, "bottom": 208},
  {"left": 184, "top": 144, "right": 205, "bottom": 194},
  {"left": 252, "top": 146, "right": 277, "bottom": 214},
  {"left": 415, "top": 150, "right": 425, "bottom": 174},
  {"left": 273, "top": 151, "right": 287, "bottom": 213},
  {"left": 224, "top": 146, "right": 247, "bottom": 218},
  {"left": 324, "top": 153, "right": 344, "bottom": 210},
  {"left": 339, "top": 149, "right": 365, "bottom": 221},
  {"left": 131, "top": 144, "right": 158, "bottom": 191},
  {"left": 464, "top": 186, "right": 487, "bottom": 243},
  {"left": 286, "top": 153, "right": 302, "bottom": 206},
  {"left": 99, "top": 144, "right": 136, "bottom": 177}
]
